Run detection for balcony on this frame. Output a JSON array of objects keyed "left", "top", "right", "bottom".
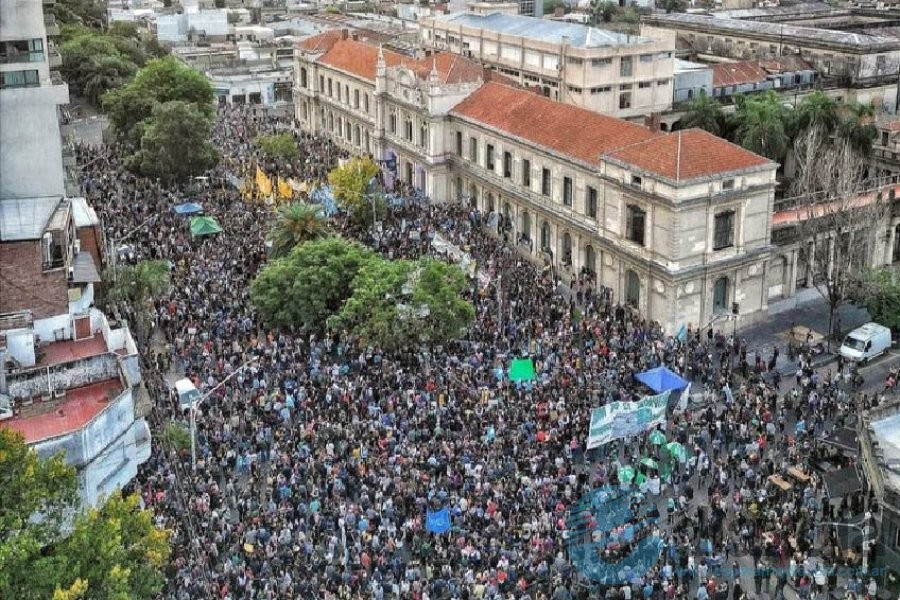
[
  {"left": 44, "top": 15, "right": 60, "bottom": 37},
  {"left": 48, "top": 47, "right": 62, "bottom": 70}
]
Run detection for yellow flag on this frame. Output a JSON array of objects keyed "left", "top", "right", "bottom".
[
  {"left": 256, "top": 167, "right": 272, "bottom": 197},
  {"left": 277, "top": 178, "right": 293, "bottom": 200}
]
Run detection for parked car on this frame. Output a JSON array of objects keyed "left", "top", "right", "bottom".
[{"left": 839, "top": 322, "right": 892, "bottom": 363}]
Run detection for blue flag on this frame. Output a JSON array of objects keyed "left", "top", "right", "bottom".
[
  {"left": 426, "top": 507, "right": 451, "bottom": 534},
  {"left": 675, "top": 324, "right": 687, "bottom": 343}
]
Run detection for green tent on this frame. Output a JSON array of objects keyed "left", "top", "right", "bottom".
[
  {"left": 508, "top": 358, "right": 535, "bottom": 382},
  {"left": 648, "top": 430, "right": 666, "bottom": 445},
  {"left": 618, "top": 466, "right": 635, "bottom": 483},
  {"left": 190, "top": 216, "right": 223, "bottom": 237}
]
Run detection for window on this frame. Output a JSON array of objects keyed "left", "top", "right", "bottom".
[
  {"left": 640, "top": 53, "right": 653, "bottom": 63},
  {"left": 569, "top": 86, "right": 583, "bottom": 94},
  {"left": 590, "top": 86, "right": 611, "bottom": 94},
  {"left": 364, "top": 94, "right": 369, "bottom": 113},
  {"left": 567, "top": 56, "right": 584, "bottom": 65},
  {"left": 344, "top": 85, "right": 349, "bottom": 102},
  {"left": 354, "top": 89, "right": 360, "bottom": 108},
  {"left": 404, "top": 118, "right": 413, "bottom": 141},
  {"left": 713, "top": 210, "right": 735, "bottom": 250},
  {"left": 657, "top": 79, "right": 669, "bottom": 86},
  {"left": 877, "top": 55, "right": 887, "bottom": 70},
  {"left": 630, "top": 175, "right": 642, "bottom": 189},
  {"left": 722, "top": 179, "right": 735, "bottom": 191},
  {"left": 522, "top": 159, "right": 531, "bottom": 187},
  {"left": 336, "top": 84, "right": 341, "bottom": 101},
  {"left": 0, "top": 39, "right": 43, "bottom": 64},
  {"left": 713, "top": 277, "right": 728, "bottom": 313},
  {"left": 327, "top": 78, "right": 333, "bottom": 96},
  {"left": 541, "top": 168, "right": 551, "bottom": 196},
  {"left": 389, "top": 112, "right": 397, "bottom": 134},
  {"left": 419, "top": 123, "right": 428, "bottom": 149},
  {"left": 592, "top": 57, "right": 612, "bottom": 67},
  {"left": 486, "top": 144, "right": 495, "bottom": 170},
  {"left": 586, "top": 186, "right": 598, "bottom": 219},
  {"left": 0, "top": 69, "right": 39, "bottom": 88},
  {"left": 638, "top": 82, "right": 652, "bottom": 89},
  {"left": 455, "top": 131, "right": 463, "bottom": 155},
  {"left": 562, "top": 232, "right": 572, "bottom": 265},
  {"left": 319, "top": 75, "right": 324, "bottom": 92},
  {"left": 503, "top": 151, "right": 512, "bottom": 178},
  {"left": 620, "top": 56, "right": 633, "bottom": 77},
  {"left": 300, "top": 67, "right": 308, "bottom": 88},
  {"left": 469, "top": 137, "right": 478, "bottom": 163},
  {"left": 626, "top": 205, "right": 646, "bottom": 246},
  {"left": 563, "top": 176, "right": 573, "bottom": 207},
  {"left": 619, "top": 91, "right": 632, "bottom": 109}
]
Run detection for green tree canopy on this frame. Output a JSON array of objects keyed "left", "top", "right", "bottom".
[
  {"left": 60, "top": 32, "right": 139, "bottom": 105},
  {"left": 328, "top": 157, "right": 381, "bottom": 225},
  {"left": 126, "top": 100, "right": 220, "bottom": 182},
  {"left": 853, "top": 268, "right": 900, "bottom": 332},
  {"left": 267, "top": 202, "right": 327, "bottom": 258},
  {"left": 678, "top": 90, "right": 724, "bottom": 136},
  {"left": 731, "top": 91, "right": 790, "bottom": 162},
  {"left": 254, "top": 133, "right": 299, "bottom": 161},
  {"left": 251, "top": 237, "right": 376, "bottom": 330},
  {"left": 331, "top": 257, "right": 474, "bottom": 351},
  {"left": 839, "top": 102, "right": 877, "bottom": 158},
  {"left": 791, "top": 90, "right": 840, "bottom": 137},
  {"left": 0, "top": 430, "right": 170, "bottom": 600},
  {"left": 103, "top": 56, "right": 214, "bottom": 142}
]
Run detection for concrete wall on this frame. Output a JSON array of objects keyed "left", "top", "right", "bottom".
[
  {"left": 0, "top": 241, "right": 69, "bottom": 319},
  {"left": 674, "top": 67, "right": 713, "bottom": 103}
]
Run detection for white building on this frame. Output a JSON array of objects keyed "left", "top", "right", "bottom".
[
  {"left": 157, "top": 8, "right": 229, "bottom": 43},
  {"left": 0, "top": 0, "right": 150, "bottom": 508}
]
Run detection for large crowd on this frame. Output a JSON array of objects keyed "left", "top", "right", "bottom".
[{"left": 75, "top": 105, "right": 897, "bottom": 600}]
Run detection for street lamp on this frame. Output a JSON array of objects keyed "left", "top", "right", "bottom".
[
  {"left": 817, "top": 515, "right": 873, "bottom": 575},
  {"left": 189, "top": 357, "right": 258, "bottom": 471}
]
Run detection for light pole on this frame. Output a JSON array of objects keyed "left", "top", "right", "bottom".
[
  {"left": 190, "top": 357, "right": 258, "bottom": 471},
  {"left": 818, "top": 515, "right": 873, "bottom": 575}
]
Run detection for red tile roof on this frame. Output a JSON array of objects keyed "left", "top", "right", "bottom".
[
  {"left": 314, "top": 38, "right": 490, "bottom": 84},
  {"left": 3, "top": 379, "right": 123, "bottom": 444},
  {"left": 452, "top": 83, "right": 772, "bottom": 181},
  {"left": 451, "top": 82, "right": 661, "bottom": 165},
  {"left": 604, "top": 129, "right": 772, "bottom": 182},
  {"left": 297, "top": 29, "right": 346, "bottom": 53},
  {"left": 712, "top": 61, "right": 768, "bottom": 88}
]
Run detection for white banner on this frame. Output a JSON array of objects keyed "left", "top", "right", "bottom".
[{"left": 586, "top": 391, "right": 671, "bottom": 449}]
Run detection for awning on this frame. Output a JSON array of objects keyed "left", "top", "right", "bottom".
[
  {"left": 822, "top": 427, "right": 858, "bottom": 455},
  {"left": 823, "top": 466, "right": 863, "bottom": 498},
  {"left": 189, "top": 216, "right": 223, "bottom": 237},
  {"left": 635, "top": 366, "right": 689, "bottom": 393},
  {"left": 173, "top": 202, "right": 203, "bottom": 215},
  {"left": 71, "top": 251, "right": 101, "bottom": 283}
]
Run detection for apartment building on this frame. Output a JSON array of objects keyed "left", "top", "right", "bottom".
[
  {"left": 295, "top": 31, "right": 778, "bottom": 332},
  {"left": 419, "top": 12, "right": 675, "bottom": 119},
  {"left": 0, "top": 0, "right": 150, "bottom": 507}
]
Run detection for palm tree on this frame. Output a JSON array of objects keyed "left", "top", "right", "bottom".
[
  {"left": 678, "top": 91, "right": 724, "bottom": 137},
  {"left": 83, "top": 55, "right": 136, "bottom": 106},
  {"left": 839, "top": 102, "right": 877, "bottom": 158},
  {"left": 104, "top": 259, "right": 171, "bottom": 344},
  {"left": 791, "top": 90, "right": 840, "bottom": 138},
  {"left": 732, "top": 91, "right": 790, "bottom": 162},
  {"left": 268, "top": 202, "right": 327, "bottom": 258}
]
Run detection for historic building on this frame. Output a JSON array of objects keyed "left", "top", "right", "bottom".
[
  {"left": 419, "top": 12, "right": 675, "bottom": 119},
  {"left": 295, "top": 30, "right": 779, "bottom": 333}
]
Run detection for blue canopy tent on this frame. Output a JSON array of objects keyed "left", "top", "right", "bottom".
[
  {"left": 173, "top": 202, "right": 203, "bottom": 215},
  {"left": 634, "top": 366, "right": 688, "bottom": 394}
]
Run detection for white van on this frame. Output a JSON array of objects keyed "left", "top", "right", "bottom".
[
  {"left": 839, "top": 323, "right": 892, "bottom": 363},
  {"left": 174, "top": 378, "right": 202, "bottom": 412}
]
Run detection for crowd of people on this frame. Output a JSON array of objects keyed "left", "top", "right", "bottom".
[{"left": 75, "top": 105, "right": 895, "bottom": 600}]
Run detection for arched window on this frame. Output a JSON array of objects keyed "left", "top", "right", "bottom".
[
  {"left": 562, "top": 232, "right": 572, "bottom": 266},
  {"left": 486, "top": 192, "right": 495, "bottom": 214},
  {"left": 469, "top": 183, "right": 478, "bottom": 209},
  {"left": 625, "top": 270, "right": 640, "bottom": 307},
  {"left": 713, "top": 277, "right": 729, "bottom": 313},
  {"left": 300, "top": 67, "right": 308, "bottom": 88},
  {"left": 353, "top": 125, "right": 360, "bottom": 145},
  {"left": 584, "top": 244, "right": 596, "bottom": 275},
  {"left": 521, "top": 211, "right": 531, "bottom": 242}
]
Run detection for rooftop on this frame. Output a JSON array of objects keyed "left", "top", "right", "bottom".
[
  {"left": 712, "top": 61, "right": 768, "bottom": 87},
  {"left": 70, "top": 196, "right": 99, "bottom": 228},
  {"left": 0, "top": 197, "right": 63, "bottom": 242},
  {"left": 38, "top": 335, "right": 107, "bottom": 368},
  {"left": 451, "top": 82, "right": 772, "bottom": 182},
  {"left": 2, "top": 378, "right": 124, "bottom": 444},
  {"left": 711, "top": 3, "right": 834, "bottom": 20},
  {"left": 644, "top": 13, "right": 900, "bottom": 50},
  {"left": 674, "top": 58, "right": 711, "bottom": 73},
  {"left": 433, "top": 12, "right": 650, "bottom": 48}
]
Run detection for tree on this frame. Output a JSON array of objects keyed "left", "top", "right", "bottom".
[
  {"left": 839, "top": 102, "right": 877, "bottom": 158},
  {"left": 105, "top": 259, "right": 171, "bottom": 342},
  {"left": 127, "top": 100, "right": 219, "bottom": 182},
  {"left": 51, "top": 0, "right": 105, "bottom": 27},
  {"left": 251, "top": 237, "right": 376, "bottom": 330},
  {"left": 327, "top": 157, "right": 381, "bottom": 225},
  {"left": 589, "top": 0, "right": 618, "bottom": 23},
  {"left": 331, "top": 258, "right": 474, "bottom": 351},
  {"left": 658, "top": 0, "right": 686, "bottom": 13},
  {"left": 254, "top": 133, "right": 299, "bottom": 161},
  {"left": 543, "top": 0, "right": 567, "bottom": 14},
  {"left": 731, "top": 91, "right": 790, "bottom": 161},
  {"left": 791, "top": 90, "right": 840, "bottom": 138},
  {"left": 103, "top": 56, "right": 214, "bottom": 143},
  {"left": 60, "top": 32, "right": 138, "bottom": 105},
  {"left": 0, "top": 430, "right": 170, "bottom": 600},
  {"left": 267, "top": 202, "right": 327, "bottom": 258},
  {"left": 853, "top": 268, "right": 900, "bottom": 333},
  {"left": 678, "top": 90, "right": 724, "bottom": 136},
  {"left": 790, "top": 128, "right": 889, "bottom": 345}
]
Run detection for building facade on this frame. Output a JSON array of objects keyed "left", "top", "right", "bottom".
[
  {"left": 295, "top": 31, "right": 778, "bottom": 332},
  {"left": 419, "top": 12, "right": 675, "bottom": 119}
]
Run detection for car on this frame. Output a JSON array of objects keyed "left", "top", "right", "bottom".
[{"left": 839, "top": 322, "right": 892, "bottom": 363}]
